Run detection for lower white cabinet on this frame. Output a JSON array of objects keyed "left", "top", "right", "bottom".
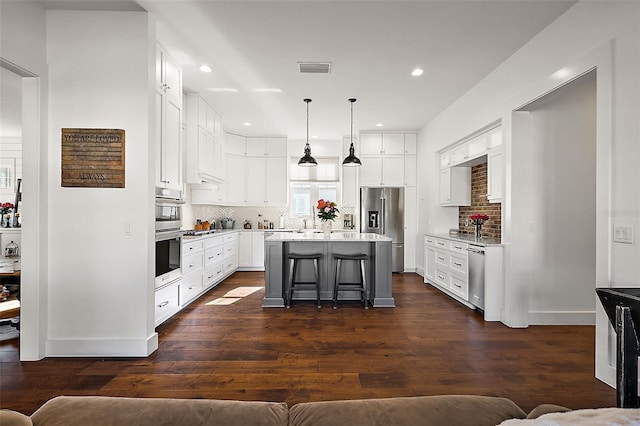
[
  {"left": 238, "top": 231, "right": 265, "bottom": 270},
  {"left": 155, "top": 280, "right": 181, "bottom": 327},
  {"left": 156, "top": 232, "right": 239, "bottom": 327},
  {"left": 424, "top": 236, "right": 469, "bottom": 302}
]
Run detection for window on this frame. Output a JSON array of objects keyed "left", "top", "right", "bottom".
[
  {"left": 290, "top": 156, "right": 340, "bottom": 218},
  {"left": 0, "top": 159, "right": 14, "bottom": 190}
]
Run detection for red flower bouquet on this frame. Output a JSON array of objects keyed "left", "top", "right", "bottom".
[{"left": 317, "top": 199, "right": 339, "bottom": 222}]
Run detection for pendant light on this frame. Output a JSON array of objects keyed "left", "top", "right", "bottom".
[
  {"left": 342, "top": 98, "right": 362, "bottom": 166},
  {"left": 298, "top": 98, "right": 317, "bottom": 167}
]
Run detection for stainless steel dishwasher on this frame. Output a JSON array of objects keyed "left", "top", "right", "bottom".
[{"left": 467, "top": 245, "right": 485, "bottom": 311}]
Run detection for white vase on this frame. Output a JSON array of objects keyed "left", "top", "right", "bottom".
[{"left": 322, "top": 220, "right": 332, "bottom": 236}]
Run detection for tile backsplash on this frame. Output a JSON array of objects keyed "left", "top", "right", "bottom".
[{"left": 458, "top": 163, "right": 502, "bottom": 239}]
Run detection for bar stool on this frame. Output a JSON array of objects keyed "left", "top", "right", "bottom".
[
  {"left": 333, "top": 253, "right": 369, "bottom": 309},
  {"left": 286, "top": 253, "right": 322, "bottom": 309}
]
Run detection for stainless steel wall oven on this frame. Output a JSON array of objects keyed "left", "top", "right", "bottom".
[{"left": 155, "top": 187, "right": 183, "bottom": 288}]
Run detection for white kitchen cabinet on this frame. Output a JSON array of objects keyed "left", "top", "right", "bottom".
[
  {"left": 359, "top": 155, "right": 383, "bottom": 186},
  {"left": 424, "top": 236, "right": 435, "bottom": 282},
  {"left": 360, "top": 133, "right": 383, "bottom": 155},
  {"left": 225, "top": 154, "right": 247, "bottom": 205},
  {"left": 238, "top": 232, "right": 252, "bottom": 267},
  {"left": 155, "top": 280, "right": 181, "bottom": 327},
  {"left": 185, "top": 94, "right": 225, "bottom": 184},
  {"left": 404, "top": 155, "right": 417, "bottom": 187},
  {"left": 404, "top": 186, "right": 417, "bottom": 271},
  {"left": 251, "top": 232, "right": 265, "bottom": 268},
  {"left": 245, "top": 156, "right": 287, "bottom": 206},
  {"left": 155, "top": 43, "right": 182, "bottom": 191},
  {"left": 359, "top": 133, "right": 416, "bottom": 187},
  {"left": 439, "top": 167, "right": 470, "bottom": 206},
  {"left": 190, "top": 182, "right": 225, "bottom": 205},
  {"left": 404, "top": 133, "right": 417, "bottom": 155},
  {"left": 238, "top": 231, "right": 265, "bottom": 271},
  {"left": 487, "top": 147, "right": 504, "bottom": 203}
]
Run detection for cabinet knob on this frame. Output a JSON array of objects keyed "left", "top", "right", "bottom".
[{"left": 157, "top": 301, "right": 169, "bottom": 308}]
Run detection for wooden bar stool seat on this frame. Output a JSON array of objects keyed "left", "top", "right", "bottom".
[
  {"left": 286, "top": 253, "right": 322, "bottom": 309},
  {"left": 333, "top": 253, "right": 369, "bottom": 309}
]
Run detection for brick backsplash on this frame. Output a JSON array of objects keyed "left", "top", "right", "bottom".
[{"left": 458, "top": 163, "right": 502, "bottom": 239}]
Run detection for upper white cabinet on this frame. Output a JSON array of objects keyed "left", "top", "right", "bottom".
[
  {"left": 439, "top": 167, "right": 470, "bottom": 206},
  {"left": 439, "top": 125, "right": 503, "bottom": 205},
  {"left": 211, "top": 134, "right": 287, "bottom": 206},
  {"left": 155, "top": 43, "right": 182, "bottom": 191},
  {"left": 185, "top": 94, "right": 225, "bottom": 184},
  {"left": 359, "top": 133, "right": 417, "bottom": 187}
]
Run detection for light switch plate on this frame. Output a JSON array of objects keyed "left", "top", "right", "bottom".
[{"left": 613, "top": 226, "right": 633, "bottom": 244}]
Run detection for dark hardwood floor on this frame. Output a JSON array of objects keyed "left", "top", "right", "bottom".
[{"left": 0, "top": 272, "right": 614, "bottom": 415}]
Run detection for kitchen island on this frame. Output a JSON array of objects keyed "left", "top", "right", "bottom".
[{"left": 263, "top": 232, "right": 394, "bottom": 308}]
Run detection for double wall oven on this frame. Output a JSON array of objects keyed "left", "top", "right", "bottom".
[{"left": 155, "top": 187, "right": 183, "bottom": 289}]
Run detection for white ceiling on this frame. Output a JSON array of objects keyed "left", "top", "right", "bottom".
[{"left": 2, "top": 0, "right": 577, "bottom": 141}]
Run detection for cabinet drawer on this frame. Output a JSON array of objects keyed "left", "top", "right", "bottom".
[
  {"left": 204, "top": 262, "right": 224, "bottom": 286},
  {"left": 434, "top": 267, "right": 450, "bottom": 288},
  {"left": 155, "top": 281, "right": 180, "bottom": 325},
  {"left": 205, "top": 235, "right": 225, "bottom": 249},
  {"left": 224, "top": 258, "right": 237, "bottom": 274},
  {"left": 224, "top": 242, "right": 236, "bottom": 259},
  {"left": 434, "top": 250, "right": 450, "bottom": 267},
  {"left": 205, "top": 246, "right": 225, "bottom": 267},
  {"left": 180, "top": 271, "right": 203, "bottom": 305},
  {"left": 424, "top": 236, "right": 435, "bottom": 246},
  {"left": 450, "top": 254, "right": 468, "bottom": 276},
  {"left": 449, "top": 241, "right": 468, "bottom": 255},
  {"left": 182, "top": 252, "right": 203, "bottom": 275},
  {"left": 450, "top": 274, "right": 468, "bottom": 300},
  {"left": 224, "top": 233, "right": 237, "bottom": 243},
  {"left": 183, "top": 240, "right": 203, "bottom": 254},
  {"left": 434, "top": 238, "right": 448, "bottom": 249}
]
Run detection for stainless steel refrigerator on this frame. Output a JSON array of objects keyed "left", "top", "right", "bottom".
[{"left": 360, "top": 187, "right": 404, "bottom": 272}]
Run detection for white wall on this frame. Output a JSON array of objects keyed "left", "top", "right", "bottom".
[
  {"left": 417, "top": 0, "right": 639, "bottom": 386},
  {"left": 46, "top": 11, "right": 157, "bottom": 356}
]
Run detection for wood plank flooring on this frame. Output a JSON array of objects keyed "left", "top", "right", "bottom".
[{"left": 0, "top": 272, "right": 615, "bottom": 415}]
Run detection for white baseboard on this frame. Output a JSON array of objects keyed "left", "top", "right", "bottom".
[
  {"left": 46, "top": 334, "right": 158, "bottom": 357},
  {"left": 528, "top": 310, "right": 596, "bottom": 325}
]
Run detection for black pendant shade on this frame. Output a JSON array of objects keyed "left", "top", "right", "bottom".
[
  {"left": 342, "top": 98, "right": 362, "bottom": 167},
  {"left": 298, "top": 98, "right": 317, "bottom": 167}
]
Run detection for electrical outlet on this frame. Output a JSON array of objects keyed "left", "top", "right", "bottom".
[
  {"left": 614, "top": 226, "right": 633, "bottom": 244},
  {"left": 464, "top": 219, "right": 469, "bottom": 226}
]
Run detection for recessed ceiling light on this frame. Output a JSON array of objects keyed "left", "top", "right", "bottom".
[
  {"left": 243, "top": 122, "right": 252, "bottom": 126},
  {"left": 199, "top": 65, "right": 212, "bottom": 73},
  {"left": 253, "top": 88, "right": 282, "bottom": 93},
  {"left": 311, "top": 135, "right": 318, "bottom": 139},
  {"left": 207, "top": 88, "right": 238, "bottom": 93},
  {"left": 411, "top": 68, "right": 424, "bottom": 77},
  {"left": 376, "top": 123, "right": 384, "bottom": 127}
]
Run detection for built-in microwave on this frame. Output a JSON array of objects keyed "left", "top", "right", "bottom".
[
  {"left": 155, "top": 187, "right": 184, "bottom": 232},
  {"left": 155, "top": 229, "right": 182, "bottom": 289}
]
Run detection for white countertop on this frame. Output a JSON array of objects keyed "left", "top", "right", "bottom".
[
  {"left": 265, "top": 231, "right": 392, "bottom": 242},
  {"left": 425, "top": 232, "right": 502, "bottom": 247}
]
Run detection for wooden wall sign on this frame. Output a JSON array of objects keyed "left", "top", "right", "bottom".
[{"left": 61, "top": 128, "right": 125, "bottom": 188}]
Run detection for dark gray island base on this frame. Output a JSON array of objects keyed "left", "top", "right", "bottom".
[{"left": 263, "top": 232, "right": 394, "bottom": 308}]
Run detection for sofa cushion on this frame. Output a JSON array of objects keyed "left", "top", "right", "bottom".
[
  {"left": 289, "top": 395, "right": 527, "bottom": 426},
  {"left": 526, "top": 404, "right": 571, "bottom": 419},
  {"left": 30, "top": 396, "right": 288, "bottom": 426},
  {"left": 0, "top": 409, "right": 33, "bottom": 426}
]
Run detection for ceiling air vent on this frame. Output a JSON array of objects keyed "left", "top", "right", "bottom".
[{"left": 298, "top": 62, "right": 331, "bottom": 74}]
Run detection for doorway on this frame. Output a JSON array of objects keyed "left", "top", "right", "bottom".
[
  {"left": 515, "top": 70, "right": 597, "bottom": 325},
  {"left": 0, "top": 67, "right": 23, "bottom": 344}
]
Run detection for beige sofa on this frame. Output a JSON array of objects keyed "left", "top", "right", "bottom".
[{"left": 0, "top": 394, "right": 574, "bottom": 426}]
